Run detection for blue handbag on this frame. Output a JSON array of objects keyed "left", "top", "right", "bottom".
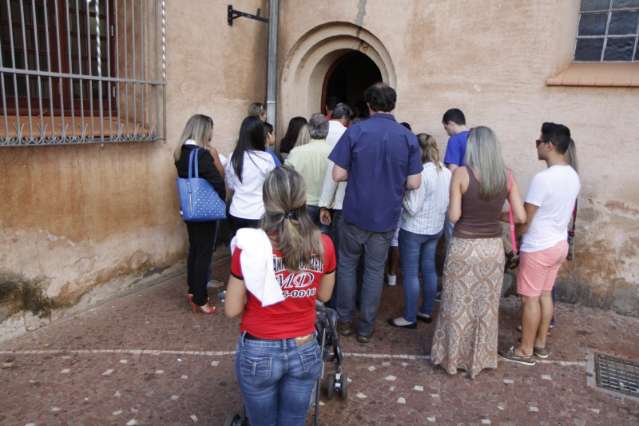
[{"left": 176, "top": 148, "right": 226, "bottom": 221}]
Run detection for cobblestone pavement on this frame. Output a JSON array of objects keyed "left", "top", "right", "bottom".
[{"left": 1, "top": 254, "right": 638, "bottom": 425}]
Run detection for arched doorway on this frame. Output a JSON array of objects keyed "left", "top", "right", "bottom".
[
  {"left": 278, "top": 22, "right": 397, "bottom": 133},
  {"left": 322, "top": 51, "right": 382, "bottom": 118}
]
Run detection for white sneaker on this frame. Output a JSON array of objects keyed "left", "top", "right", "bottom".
[
  {"left": 416, "top": 312, "right": 433, "bottom": 323},
  {"left": 387, "top": 274, "right": 397, "bottom": 287}
]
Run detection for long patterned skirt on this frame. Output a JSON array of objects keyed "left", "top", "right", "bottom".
[{"left": 430, "top": 237, "right": 505, "bottom": 379}]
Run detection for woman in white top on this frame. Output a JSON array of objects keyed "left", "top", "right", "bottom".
[
  {"left": 389, "top": 134, "right": 452, "bottom": 328},
  {"left": 226, "top": 116, "right": 277, "bottom": 236}
]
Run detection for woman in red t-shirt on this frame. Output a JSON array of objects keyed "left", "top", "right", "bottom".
[{"left": 225, "top": 165, "right": 336, "bottom": 426}]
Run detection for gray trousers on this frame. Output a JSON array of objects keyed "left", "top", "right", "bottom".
[{"left": 336, "top": 219, "right": 393, "bottom": 336}]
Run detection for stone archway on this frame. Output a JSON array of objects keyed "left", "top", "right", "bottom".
[
  {"left": 279, "top": 22, "right": 396, "bottom": 130},
  {"left": 322, "top": 50, "right": 383, "bottom": 118}
]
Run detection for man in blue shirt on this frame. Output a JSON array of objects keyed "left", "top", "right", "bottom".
[
  {"left": 329, "top": 83, "right": 423, "bottom": 343},
  {"left": 442, "top": 108, "right": 470, "bottom": 249},
  {"left": 442, "top": 108, "right": 469, "bottom": 171}
]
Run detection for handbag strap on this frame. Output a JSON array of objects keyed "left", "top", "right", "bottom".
[
  {"left": 507, "top": 169, "right": 518, "bottom": 255},
  {"left": 188, "top": 147, "right": 200, "bottom": 179},
  {"left": 568, "top": 200, "right": 578, "bottom": 239}
]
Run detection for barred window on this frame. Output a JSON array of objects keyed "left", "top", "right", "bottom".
[
  {"left": 575, "top": 0, "right": 639, "bottom": 62},
  {"left": 0, "top": 0, "right": 166, "bottom": 146}
]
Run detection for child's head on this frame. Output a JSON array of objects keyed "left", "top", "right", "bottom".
[
  {"left": 261, "top": 166, "right": 322, "bottom": 270},
  {"left": 264, "top": 122, "right": 275, "bottom": 147}
]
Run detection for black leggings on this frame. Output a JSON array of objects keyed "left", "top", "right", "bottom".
[
  {"left": 186, "top": 221, "right": 217, "bottom": 306},
  {"left": 228, "top": 214, "right": 260, "bottom": 239}
]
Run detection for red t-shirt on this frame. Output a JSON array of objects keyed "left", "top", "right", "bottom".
[{"left": 230, "top": 234, "right": 336, "bottom": 339}]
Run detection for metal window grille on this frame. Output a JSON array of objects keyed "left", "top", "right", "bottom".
[
  {"left": 0, "top": 0, "right": 166, "bottom": 146},
  {"left": 575, "top": 0, "right": 639, "bottom": 62}
]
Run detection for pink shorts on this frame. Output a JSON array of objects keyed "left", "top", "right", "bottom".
[{"left": 517, "top": 240, "right": 569, "bottom": 298}]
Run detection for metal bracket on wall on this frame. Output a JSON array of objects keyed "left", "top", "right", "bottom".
[{"left": 227, "top": 5, "right": 269, "bottom": 26}]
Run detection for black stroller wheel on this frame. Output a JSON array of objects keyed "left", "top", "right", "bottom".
[
  {"left": 223, "top": 413, "right": 247, "bottom": 426},
  {"left": 337, "top": 374, "right": 348, "bottom": 400},
  {"left": 323, "top": 374, "right": 336, "bottom": 400}
]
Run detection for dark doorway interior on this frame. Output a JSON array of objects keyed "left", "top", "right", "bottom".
[{"left": 323, "top": 51, "right": 382, "bottom": 119}]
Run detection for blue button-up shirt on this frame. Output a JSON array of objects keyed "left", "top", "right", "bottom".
[{"left": 329, "top": 113, "right": 423, "bottom": 232}]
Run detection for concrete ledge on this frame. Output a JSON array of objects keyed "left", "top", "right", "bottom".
[{"left": 546, "top": 63, "right": 639, "bottom": 87}]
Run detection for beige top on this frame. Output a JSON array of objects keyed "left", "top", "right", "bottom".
[{"left": 285, "top": 139, "right": 332, "bottom": 206}]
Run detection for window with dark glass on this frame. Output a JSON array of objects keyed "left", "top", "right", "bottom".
[
  {"left": 575, "top": 0, "right": 639, "bottom": 62},
  {"left": 0, "top": 1, "right": 112, "bottom": 115}
]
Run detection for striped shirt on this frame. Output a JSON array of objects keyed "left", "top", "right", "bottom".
[{"left": 400, "top": 162, "right": 451, "bottom": 235}]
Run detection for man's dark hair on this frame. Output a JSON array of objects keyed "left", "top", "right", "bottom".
[
  {"left": 331, "top": 103, "right": 353, "bottom": 120},
  {"left": 442, "top": 108, "right": 466, "bottom": 126},
  {"left": 364, "top": 82, "right": 396, "bottom": 112},
  {"left": 325, "top": 96, "right": 340, "bottom": 112},
  {"left": 541, "top": 122, "right": 557, "bottom": 141},
  {"left": 400, "top": 122, "right": 412, "bottom": 131},
  {"left": 542, "top": 123, "right": 572, "bottom": 155},
  {"left": 354, "top": 100, "right": 370, "bottom": 119},
  {"left": 541, "top": 122, "right": 571, "bottom": 141}
]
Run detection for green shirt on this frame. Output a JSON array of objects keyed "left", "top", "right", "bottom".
[{"left": 285, "top": 139, "right": 332, "bottom": 206}]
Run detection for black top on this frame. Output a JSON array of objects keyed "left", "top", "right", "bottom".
[{"left": 175, "top": 145, "right": 226, "bottom": 200}]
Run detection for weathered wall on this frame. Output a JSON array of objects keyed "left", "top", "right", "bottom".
[
  {"left": 277, "top": 0, "right": 639, "bottom": 315},
  {"left": 0, "top": 0, "right": 268, "bottom": 336}
]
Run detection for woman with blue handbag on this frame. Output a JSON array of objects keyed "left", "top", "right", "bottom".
[{"left": 174, "top": 114, "right": 226, "bottom": 314}]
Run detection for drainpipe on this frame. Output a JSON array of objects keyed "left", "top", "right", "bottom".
[{"left": 266, "top": 0, "right": 279, "bottom": 128}]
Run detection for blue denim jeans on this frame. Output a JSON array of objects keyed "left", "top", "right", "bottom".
[
  {"left": 336, "top": 220, "right": 393, "bottom": 336},
  {"left": 444, "top": 219, "right": 455, "bottom": 254},
  {"left": 398, "top": 228, "right": 443, "bottom": 322},
  {"left": 235, "top": 333, "right": 322, "bottom": 426}
]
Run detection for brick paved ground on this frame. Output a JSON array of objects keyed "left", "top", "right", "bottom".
[{"left": 1, "top": 253, "right": 638, "bottom": 425}]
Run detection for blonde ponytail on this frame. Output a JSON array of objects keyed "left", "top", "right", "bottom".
[{"left": 261, "top": 166, "right": 323, "bottom": 270}]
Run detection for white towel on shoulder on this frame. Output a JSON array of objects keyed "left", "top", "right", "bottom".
[{"left": 230, "top": 228, "right": 285, "bottom": 307}]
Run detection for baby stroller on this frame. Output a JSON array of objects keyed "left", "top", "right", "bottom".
[{"left": 224, "top": 301, "right": 348, "bottom": 426}]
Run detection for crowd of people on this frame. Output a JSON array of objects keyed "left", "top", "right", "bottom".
[{"left": 173, "top": 83, "right": 580, "bottom": 424}]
